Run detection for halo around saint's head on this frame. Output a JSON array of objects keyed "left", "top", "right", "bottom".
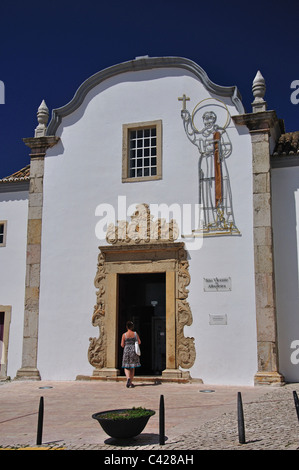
[{"left": 191, "top": 98, "right": 231, "bottom": 133}]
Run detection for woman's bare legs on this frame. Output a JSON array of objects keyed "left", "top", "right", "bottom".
[
  {"left": 124, "top": 368, "right": 135, "bottom": 387},
  {"left": 130, "top": 368, "right": 135, "bottom": 386},
  {"left": 124, "top": 368, "right": 131, "bottom": 387}
]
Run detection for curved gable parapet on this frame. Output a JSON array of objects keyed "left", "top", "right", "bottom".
[{"left": 47, "top": 56, "right": 244, "bottom": 136}]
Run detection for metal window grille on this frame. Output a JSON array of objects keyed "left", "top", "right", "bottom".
[{"left": 129, "top": 127, "right": 157, "bottom": 178}]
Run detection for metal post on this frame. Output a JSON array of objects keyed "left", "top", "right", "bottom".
[
  {"left": 293, "top": 391, "right": 299, "bottom": 422},
  {"left": 237, "top": 392, "right": 246, "bottom": 444},
  {"left": 36, "top": 396, "right": 44, "bottom": 445},
  {"left": 159, "top": 394, "right": 165, "bottom": 445}
]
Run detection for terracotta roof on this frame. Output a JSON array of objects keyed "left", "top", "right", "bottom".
[
  {"left": 0, "top": 164, "right": 30, "bottom": 183},
  {"left": 273, "top": 131, "right": 299, "bottom": 156}
]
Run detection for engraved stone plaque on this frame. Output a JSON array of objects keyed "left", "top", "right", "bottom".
[
  {"left": 203, "top": 277, "right": 232, "bottom": 292},
  {"left": 209, "top": 314, "right": 227, "bottom": 325}
]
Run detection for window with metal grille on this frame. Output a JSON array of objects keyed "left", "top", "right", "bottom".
[
  {"left": 0, "top": 222, "right": 6, "bottom": 247},
  {"left": 129, "top": 127, "right": 157, "bottom": 178},
  {"left": 122, "top": 120, "right": 162, "bottom": 182}
]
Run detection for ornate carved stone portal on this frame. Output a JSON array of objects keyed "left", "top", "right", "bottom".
[{"left": 88, "top": 204, "right": 196, "bottom": 379}]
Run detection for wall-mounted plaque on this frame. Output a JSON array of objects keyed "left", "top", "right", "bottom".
[
  {"left": 209, "top": 314, "right": 227, "bottom": 325},
  {"left": 204, "top": 277, "right": 231, "bottom": 292}
]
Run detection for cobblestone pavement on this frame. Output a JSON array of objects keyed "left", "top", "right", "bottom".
[
  {"left": 0, "top": 380, "right": 298, "bottom": 451},
  {"left": 67, "top": 384, "right": 299, "bottom": 451},
  {"left": 158, "top": 384, "right": 299, "bottom": 451}
]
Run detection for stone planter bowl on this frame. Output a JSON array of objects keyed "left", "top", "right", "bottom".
[{"left": 92, "top": 408, "right": 155, "bottom": 439}]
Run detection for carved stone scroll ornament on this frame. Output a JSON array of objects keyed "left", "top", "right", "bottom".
[
  {"left": 177, "top": 300, "right": 196, "bottom": 368},
  {"left": 88, "top": 252, "right": 107, "bottom": 369},
  {"left": 176, "top": 248, "right": 196, "bottom": 369},
  {"left": 106, "top": 203, "right": 179, "bottom": 244}
]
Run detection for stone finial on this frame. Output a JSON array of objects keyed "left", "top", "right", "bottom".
[
  {"left": 252, "top": 71, "right": 267, "bottom": 112},
  {"left": 34, "top": 100, "right": 49, "bottom": 137},
  {"left": 252, "top": 71, "right": 266, "bottom": 100}
]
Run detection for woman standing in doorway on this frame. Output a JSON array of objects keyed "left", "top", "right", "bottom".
[{"left": 121, "top": 321, "right": 141, "bottom": 388}]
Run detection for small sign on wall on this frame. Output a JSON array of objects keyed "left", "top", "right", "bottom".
[
  {"left": 203, "top": 277, "right": 232, "bottom": 292},
  {"left": 209, "top": 314, "right": 227, "bottom": 325}
]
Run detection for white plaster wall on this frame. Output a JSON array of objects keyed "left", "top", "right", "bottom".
[
  {"left": 186, "top": 123, "right": 257, "bottom": 385},
  {"left": 38, "top": 67, "right": 257, "bottom": 384},
  {"left": 0, "top": 190, "right": 28, "bottom": 377},
  {"left": 272, "top": 167, "right": 299, "bottom": 382}
]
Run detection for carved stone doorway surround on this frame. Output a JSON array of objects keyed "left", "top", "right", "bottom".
[{"left": 88, "top": 240, "right": 196, "bottom": 379}]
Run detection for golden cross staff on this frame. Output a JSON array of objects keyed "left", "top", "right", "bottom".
[{"left": 178, "top": 94, "right": 190, "bottom": 110}]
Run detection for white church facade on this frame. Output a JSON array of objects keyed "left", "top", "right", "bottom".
[{"left": 0, "top": 56, "right": 298, "bottom": 386}]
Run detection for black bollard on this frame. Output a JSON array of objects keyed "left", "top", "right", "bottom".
[
  {"left": 237, "top": 392, "right": 246, "bottom": 444},
  {"left": 36, "top": 396, "right": 44, "bottom": 445},
  {"left": 293, "top": 391, "right": 299, "bottom": 422},
  {"left": 159, "top": 394, "right": 165, "bottom": 445}
]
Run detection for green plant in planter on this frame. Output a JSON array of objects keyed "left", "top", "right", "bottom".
[{"left": 100, "top": 407, "right": 155, "bottom": 420}]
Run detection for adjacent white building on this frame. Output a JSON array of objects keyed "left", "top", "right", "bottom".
[{"left": 0, "top": 57, "right": 297, "bottom": 386}]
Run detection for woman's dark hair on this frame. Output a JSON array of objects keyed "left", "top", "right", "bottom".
[{"left": 126, "top": 321, "right": 134, "bottom": 330}]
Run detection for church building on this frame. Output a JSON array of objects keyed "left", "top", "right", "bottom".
[{"left": 0, "top": 56, "right": 298, "bottom": 386}]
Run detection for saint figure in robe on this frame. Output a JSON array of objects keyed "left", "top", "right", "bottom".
[{"left": 181, "top": 107, "right": 239, "bottom": 235}]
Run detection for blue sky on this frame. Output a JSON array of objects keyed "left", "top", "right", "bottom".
[{"left": 0, "top": 0, "right": 298, "bottom": 178}]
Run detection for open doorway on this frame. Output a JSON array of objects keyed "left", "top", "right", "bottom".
[
  {"left": 118, "top": 273, "right": 166, "bottom": 375},
  {"left": 0, "top": 306, "right": 11, "bottom": 380}
]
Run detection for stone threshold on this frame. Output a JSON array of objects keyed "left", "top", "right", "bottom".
[{"left": 76, "top": 375, "right": 194, "bottom": 384}]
